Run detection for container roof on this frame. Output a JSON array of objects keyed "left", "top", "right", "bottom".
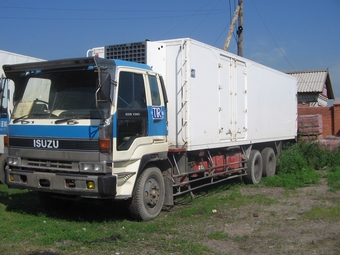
[{"left": 286, "top": 70, "right": 334, "bottom": 99}]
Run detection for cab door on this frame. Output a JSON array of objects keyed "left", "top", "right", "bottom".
[
  {"left": 115, "top": 70, "right": 167, "bottom": 152},
  {"left": 115, "top": 70, "right": 149, "bottom": 151}
]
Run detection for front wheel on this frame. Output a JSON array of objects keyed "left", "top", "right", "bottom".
[{"left": 128, "top": 167, "right": 165, "bottom": 221}]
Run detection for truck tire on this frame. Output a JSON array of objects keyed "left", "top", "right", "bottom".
[
  {"left": 0, "top": 154, "right": 7, "bottom": 184},
  {"left": 261, "top": 147, "right": 276, "bottom": 177},
  {"left": 128, "top": 167, "right": 165, "bottom": 221},
  {"left": 38, "top": 192, "right": 74, "bottom": 210},
  {"left": 244, "top": 150, "right": 263, "bottom": 184}
]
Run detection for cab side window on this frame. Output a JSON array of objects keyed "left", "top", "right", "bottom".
[
  {"left": 148, "top": 75, "right": 161, "bottom": 106},
  {"left": 116, "top": 71, "right": 148, "bottom": 151},
  {"left": 118, "top": 72, "right": 146, "bottom": 109}
]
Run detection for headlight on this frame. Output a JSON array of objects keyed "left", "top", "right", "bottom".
[
  {"left": 7, "top": 156, "right": 21, "bottom": 166},
  {"left": 79, "top": 162, "right": 105, "bottom": 173}
]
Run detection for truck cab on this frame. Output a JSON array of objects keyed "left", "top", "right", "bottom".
[{"left": 3, "top": 57, "right": 169, "bottom": 220}]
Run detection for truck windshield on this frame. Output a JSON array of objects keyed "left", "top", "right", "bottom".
[{"left": 11, "top": 69, "right": 110, "bottom": 120}]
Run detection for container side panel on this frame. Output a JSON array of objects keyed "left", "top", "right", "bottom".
[
  {"left": 146, "top": 38, "right": 297, "bottom": 151},
  {"left": 246, "top": 62, "right": 297, "bottom": 141}
]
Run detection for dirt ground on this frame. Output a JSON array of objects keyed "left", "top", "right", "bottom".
[{"left": 203, "top": 177, "right": 340, "bottom": 255}]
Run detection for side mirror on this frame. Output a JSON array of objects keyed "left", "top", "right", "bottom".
[{"left": 97, "top": 72, "right": 111, "bottom": 102}]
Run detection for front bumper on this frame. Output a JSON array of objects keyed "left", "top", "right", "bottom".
[{"left": 5, "top": 167, "right": 116, "bottom": 198}]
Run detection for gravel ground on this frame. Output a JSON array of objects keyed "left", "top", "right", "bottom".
[{"left": 203, "top": 178, "right": 340, "bottom": 255}]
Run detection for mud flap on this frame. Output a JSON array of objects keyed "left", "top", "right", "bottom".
[
  {"left": 163, "top": 175, "right": 173, "bottom": 206},
  {"left": 98, "top": 175, "right": 117, "bottom": 197}
]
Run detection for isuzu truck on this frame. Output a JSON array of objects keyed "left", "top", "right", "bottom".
[{"left": 2, "top": 38, "right": 297, "bottom": 220}]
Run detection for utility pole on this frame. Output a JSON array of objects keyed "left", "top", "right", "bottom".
[
  {"left": 224, "top": 0, "right": 243, "bottom": 56},
  {"left": 237, "top": 0, "right": 243, "bottom": 57},
  {"left": 223, "top": 5, "right": 240, "bottom": 51}
]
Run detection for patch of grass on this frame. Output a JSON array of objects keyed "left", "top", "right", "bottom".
[
  {"left": 261, "top": 142, "right": 332, "bottom": 189},
  {"left": 302, "top": 205, "right": 340, "bottom": 221},
  {"left": 208, "top": 231, "right": 228, "bottom": 240},
  {"left": 174, "top": 185, "right": 255, "bottom": 219},
  {"left": 325, "top": 166, "right": 340, "bottom": 191},
  {"left": 1, "top": 183, "right": 231, "bottom": 255},
  {"left": 262, "top": 169, "right": 321, "bottom": 189},
  {"left": 298, "top": 141, "right": 331, "bottom": 170},
  {"left": 277, "top": 143, "right": 309, "bottom": 174},
  {"left": 215, "top": 188, "right": 277, "bottom": 208}
]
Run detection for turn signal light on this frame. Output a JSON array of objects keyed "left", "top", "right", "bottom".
[
  {"left": 4, "top": 135, "right": 8, "bottom": 148},
  {"left": 99, "top": 138, "right": 111, "bottom": 153}
]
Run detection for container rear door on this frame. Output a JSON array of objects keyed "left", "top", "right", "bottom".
[{"left": 219, "top": 55, "right": 247, "bottom": 141}]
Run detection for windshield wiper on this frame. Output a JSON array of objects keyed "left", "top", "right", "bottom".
[
  {"left": 55, "top": 118, "right": 79, "bottom": 125},
  {"left": 13, "top": 115, "right": 30, "bottom": 124}
]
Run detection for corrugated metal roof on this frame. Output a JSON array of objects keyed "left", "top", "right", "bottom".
[{"left": 286, "top": 70, "right": 334, "bottom": 99}]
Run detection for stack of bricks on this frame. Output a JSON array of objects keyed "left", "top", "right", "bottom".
[
  {"left": 298, "top": 106, "right": 333, "bottom": 137},
  {"left": 298, "top": 114, "right": 323, "bottom": 137}
]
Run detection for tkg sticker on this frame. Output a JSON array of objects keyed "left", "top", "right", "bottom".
[{"left": 152, "top": 107, "right": 164, "bottom": 120}]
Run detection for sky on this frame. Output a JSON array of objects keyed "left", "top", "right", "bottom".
[{"left": 1, "top": 0, "right": 339, "bottom": 100}]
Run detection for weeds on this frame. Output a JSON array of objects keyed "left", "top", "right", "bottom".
[
  {"left": 262, "top": 141, "right": 340, "bottom": 190},
  {"left": 325, "top": 166, "right": 340, "bottom": 191},
  {"left": 208, "top": 231, "right": 228, "bottom": 240},
  {"left": 301, "top": 205, "right": 340, "bottom": 221}
]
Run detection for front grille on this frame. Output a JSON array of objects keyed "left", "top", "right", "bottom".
[{"left": 22, "top": 158, "right": 78, "bottom": 172}]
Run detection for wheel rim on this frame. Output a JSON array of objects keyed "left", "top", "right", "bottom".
[{"left": 143, "top": 177, "right": 160, "bottom": 209}]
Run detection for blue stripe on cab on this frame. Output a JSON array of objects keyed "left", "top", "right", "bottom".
[{"left": 9, "top": 125, "right": 99, "bottom": 139}]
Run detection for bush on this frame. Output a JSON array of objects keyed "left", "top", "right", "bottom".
[
  {"left": 298, "top": 141, "right": 330, "bottom": 170},
  {"left": 263, "top": 142, "right": 323, "bottom": 189},
  {"left": 326, "top": 166, "right": 340, "bottom": 191},
  {"left": 326, "top": 148, "right": 340, "bottom": 169},
  {"left": 277, "top": 143, "right": 309, "bottom": 174}
]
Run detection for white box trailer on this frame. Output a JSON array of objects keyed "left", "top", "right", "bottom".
[
  {"left": 0, "top": 50, "right": 44, "bottom": 183},
  {"left": 0, "top": 50, "right": 44, "bottom": 116},
  {"left": 92, "top": 38, "right": 297, "bottom": 151},
  {"left": 0, "top": 50, "right": 44, "bottom": 77}
]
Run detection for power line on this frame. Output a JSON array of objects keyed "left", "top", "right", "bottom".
[
  {"left": 0, "top": 11, "right": 226, "bottom": 21},
  {"left": 189, "top": 0, "right": 223, "bottom": 37},
  {"left": 160, "top": 0, "right": 227, "bottom": 39},
  {"left": 0, "top": 5, "right": 228, "bottom": 14}
]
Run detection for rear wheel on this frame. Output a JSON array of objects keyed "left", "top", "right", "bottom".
[
  {"left": 244, "top": 150, "right": 263, "bottom": 184},
  {"left": 261, "top": 147, "right": 276, "bottom": 177},
  {"left": 128, "top": 167, "right": 165, "bottom": 221}
]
